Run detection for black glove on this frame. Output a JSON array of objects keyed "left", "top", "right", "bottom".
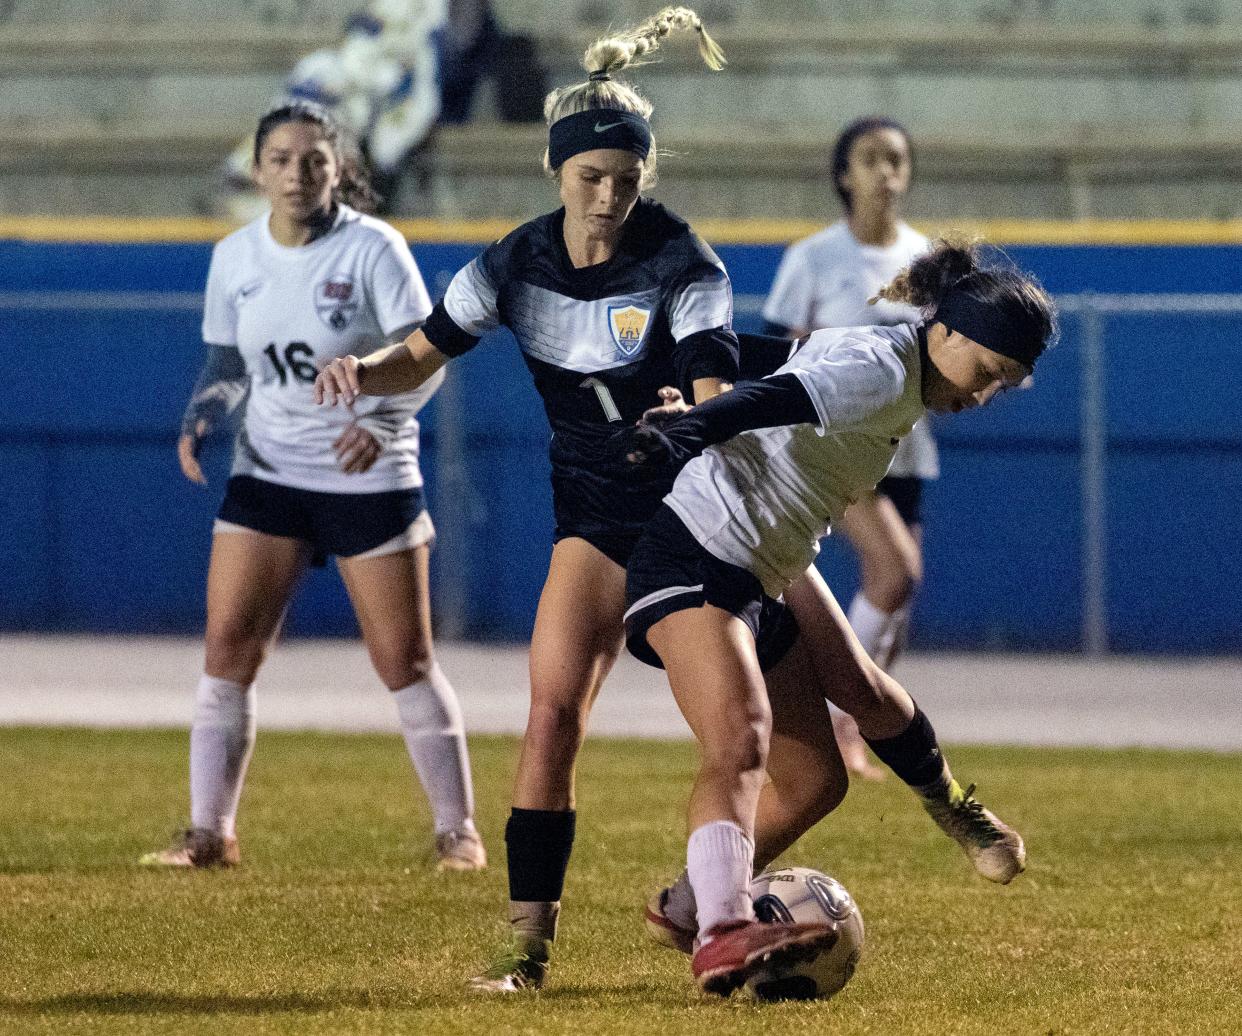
[
  {"left": 609, "top": 419, "right": 705, "bottom": 476},
  {"left": 609, "top": 374, "right": 818, "bottom": 477}
]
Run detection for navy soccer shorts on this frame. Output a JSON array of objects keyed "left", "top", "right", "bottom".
[
  {"left": 875, "top": 475, "right": 923, "bottom": 526},
  {"left": 623, "top": 504, "right": 799, "bottom": 672},
  {"left": 217, "top": 475, "right": 429, "bottom": 566}
]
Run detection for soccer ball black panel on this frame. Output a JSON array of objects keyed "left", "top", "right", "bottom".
[{"left": 746, "top": 867, "right": 864, "bottom": 1001}]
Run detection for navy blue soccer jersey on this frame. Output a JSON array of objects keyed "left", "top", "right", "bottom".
[{"left": 423, "top": 198, "right": 739, "bottom": 559}]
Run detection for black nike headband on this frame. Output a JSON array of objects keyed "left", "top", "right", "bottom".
[
  {"left": 934, "top": 290, "right": 1047, "bottom": 368},
  {"left": 548, "top": 109, "right": 652, "bottom": 171}
]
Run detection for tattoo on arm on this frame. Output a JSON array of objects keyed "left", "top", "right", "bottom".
[{"left": 181, "top": 344, "right": 248, "bottom": 438}]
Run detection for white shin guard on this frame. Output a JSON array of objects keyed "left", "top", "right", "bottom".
[
  {"left": 847, "top": 593, "right": 908, "bottom": 669},
  {"left": 687, "top": 820, "right": 755, "bottom": 939},
  {"left": 189, "top": 675, "right": 256, "bottom": 838},
  {"left": 393, "top": 665, "right": 475, "bottom": 835}
]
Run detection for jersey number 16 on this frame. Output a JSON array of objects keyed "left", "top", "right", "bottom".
[{"left": 263, "top": 341, "right": 317, "bottom": 386}]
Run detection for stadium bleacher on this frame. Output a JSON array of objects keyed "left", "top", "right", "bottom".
[{"left": 2, "top": 3, "right": 1241, "bottom": 218}]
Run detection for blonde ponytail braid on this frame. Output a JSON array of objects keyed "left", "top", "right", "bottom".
[
  {"left": 583, "top": 6, "right": 725, "bottom": 77},
  {"left": 542, "top": 7, "right": 726, "bottom": 188}
]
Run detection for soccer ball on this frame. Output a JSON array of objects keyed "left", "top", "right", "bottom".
[{"left": 746, "top": 867, "right": 864, "bottom": 1001}]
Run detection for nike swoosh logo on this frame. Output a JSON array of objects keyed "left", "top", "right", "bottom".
[
  {"left": 239, "top": 284, "right": 261, "bottom": 298},
  {"left": 594, "top": 120, "right": 626, "bottom": 133}
]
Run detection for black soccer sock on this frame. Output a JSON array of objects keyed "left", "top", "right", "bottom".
[
  {"left": 505, "top": 807, "right": 577, "bottom": 904},
  {"left": 863, "top": 706, "right": 948, "bottom": 790}
]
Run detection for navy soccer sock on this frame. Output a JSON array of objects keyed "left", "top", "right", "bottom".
[
  {"left": 506, "top": 807, "right": 577, "bottom": 904},
  {"left": 863, "top": 706, "right": 948, "bottom": 790}
]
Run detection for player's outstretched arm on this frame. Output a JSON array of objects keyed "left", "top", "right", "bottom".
[
  {"left": 623, "top": 373, "right": 819, "bottom": 470},
  {"left": 315, "top": 327, "right": 449, "bottom": 405}
]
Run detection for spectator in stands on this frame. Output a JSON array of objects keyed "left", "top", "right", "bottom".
[
  {"left": 438, "top": 0, "right": 548, "bottom": 125},
  {"left": 218, "top": 0, "right": 445, "bottom": 219}
]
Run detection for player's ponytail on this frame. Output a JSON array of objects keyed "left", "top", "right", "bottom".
[
  {"left": 541, "top": 7, "right": 726, "bottom": 188},
  {"left": 253, "top": 101, "right": 380, "bottom": 214},
  {"left": 334, "top": 148, "right": 380, "bottom": 214},
  {"left": 877, "top": 236, "right": 980, "bottom": 311},
  {"left": 879, "top": 236, "right": 1058, "bottom": 367},
  {"left": 582, "top": 6, "right": 725, "bottom": 78}
]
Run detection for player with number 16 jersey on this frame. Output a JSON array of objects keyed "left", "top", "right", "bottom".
[
  {"left": 205, "top": 200, "right": 439, "bottom": 493},
  {"left": 140, "top": 102, "right": 485, "bottom": 877}
]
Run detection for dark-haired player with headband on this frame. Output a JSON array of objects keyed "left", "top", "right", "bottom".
[
  {"left": 141, "top": 102, "right": 486, "bottom": 875},
  {"left": 763, "top": 115, "right": 936, "bottom": 779},
  {"left": 315, "top": 7, "right": 741, "bottom": 993},
  {"left": 622, "top": 239, "right": 1055, "bottom": 994}
]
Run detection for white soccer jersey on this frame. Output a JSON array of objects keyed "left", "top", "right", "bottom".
[
  {"left": 762, "top": 220, "right": 938, "bottom": 480},
  {"left": 666, "top": 324, "right": 927, "bottom": 599},
  {"left": 201, "top": 205, "right": 438, "bottom": 494}
]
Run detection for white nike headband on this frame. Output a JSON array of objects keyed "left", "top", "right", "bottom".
[{"left": 547, "top": 109, "right": 652, "bottom": 171}]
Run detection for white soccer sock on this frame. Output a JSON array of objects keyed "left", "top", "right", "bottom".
[
  {"left": 189, "top": 675, "right": 256, "bottom": 838},
  {"left": 687, "top": 820, "right": 755, "bottom": 940},
  {"left": 393, "top": 665, "right": 475, "bottom": 835},
  {"left": 664, "top": 869, "right": 699, "bottom": 932},
  {"left": 848, "top": 593, "right": 905, "bottom": 669},
  {"left": 889, "top": 602, "right": 912, "bottom": 665}
]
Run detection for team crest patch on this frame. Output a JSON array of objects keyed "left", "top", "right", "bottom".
[
  {"left": 315, "top": 276, "right": 359, "bottom": 331},
  {"left": 608, "top": 305, "right": 651, "bottom": 357}
]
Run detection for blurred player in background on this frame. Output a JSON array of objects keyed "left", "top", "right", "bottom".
[
  {"left": 623, "top": 239, "right": 1054, "bottom": 994},
  {"left": 217, "top": 0, "right": 445, "bottom": 220},
  {"left": 763, "top": 116, "right": 936, "bottom": 779},
  {"left": 142, "top": 101, "right": 485, "bottom": 874},
  {"left": 315, "top": 6, "right": 735, "bottom": 993}
]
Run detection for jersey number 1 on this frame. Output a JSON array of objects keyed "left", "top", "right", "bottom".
[
  {"left": 581, "top": 376, "right": 622, "bottom": 423},
  {"left": 263, "top": 341, "right": 317, "bottom": 386}
]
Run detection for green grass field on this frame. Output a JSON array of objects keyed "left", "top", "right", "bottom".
[{"left": 1, "top": 728, "right": 1239, "bottom": 1035}]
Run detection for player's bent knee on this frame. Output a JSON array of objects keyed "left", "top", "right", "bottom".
[
  {"left": 868, "top": 568, "right": 918, "bottom": 612},
  {"left": 704, "top": 721, "right": 769, "bottom": 780},
  {"left": 525, "top": 695, "right": 592, "bottom": 746},
  {"left": 203, "top": 623, "right": 267, "bottom": 683},
  {"left": 779, "top": 753, "right": 847, "bottom": 825},
  {"left": 373, "top": 648, "right": 435, "bottom": 691},
  {"left": 809, "top": 772, "right": 848, "bottom": 820},
  {"left": 837, "top": 652, "right": 889, "bottom": 705},
  {"left": 859, "top": 659, "right": 891, "bottom": 703}
]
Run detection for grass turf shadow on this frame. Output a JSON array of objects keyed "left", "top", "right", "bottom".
[{"left": 0, "top": 989, "right": 413, "bottom": 1016}]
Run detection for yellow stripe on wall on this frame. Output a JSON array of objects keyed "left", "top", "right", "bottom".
[
  {"left": 6, "top": 215, "right": 1242, "bottom": 246},
  {"left": 0, "top": 216, "right": 237, "bottom": 243}
]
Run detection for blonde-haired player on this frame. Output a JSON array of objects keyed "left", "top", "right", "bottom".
[{"left": 317, "top": 7, "right": 736, "bottom": 993}]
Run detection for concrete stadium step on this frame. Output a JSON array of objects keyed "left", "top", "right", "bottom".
[
  {"left": 2, "top": 0, "right": 1238, "bottom": 31},
  {"left": 3, "top": 22, "right": 1242, "bottom": 138},
  {"left": 3, "top": 120, "right": 1242, "bottom": 220},
  {"left": 3, "top": 20, "right": 1242, "bottom": 219}
]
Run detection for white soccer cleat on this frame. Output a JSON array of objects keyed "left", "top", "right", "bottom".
[
  {"left": 922, "top": 783, "right": 1026, "bottom": 883},
  {"left": 138, "top": 828, "right": 240, "bottom": 869},
  {"left": 435, "top": 826, "right": 487, "bottom": 872},
  {"left": 645, "top": 886, "right": 695, "bottom": 954}
]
